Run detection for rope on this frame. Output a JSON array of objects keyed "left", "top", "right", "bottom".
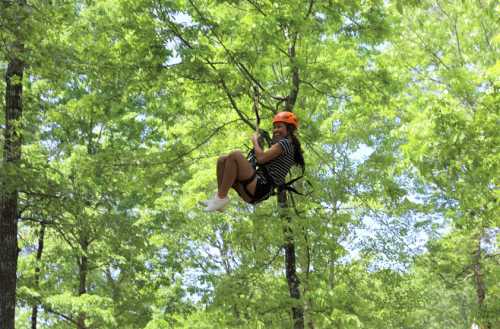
[{"left": 252, "top": 85, "right": 272, "bottom": 146}]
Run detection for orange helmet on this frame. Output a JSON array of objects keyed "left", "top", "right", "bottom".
[{"left": 272, "top": 111, "right": 299, "bottom": 128}]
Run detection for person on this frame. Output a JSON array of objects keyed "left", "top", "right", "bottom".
[{"left": 202, "top": 111, "right": 305, "bottom": 212}]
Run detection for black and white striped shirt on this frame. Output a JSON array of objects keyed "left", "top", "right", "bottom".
[{"left": 262, "top": 138, "right": 295, "bottom": 186}]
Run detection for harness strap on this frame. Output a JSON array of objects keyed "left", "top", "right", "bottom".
[
  {"left": 276, "top": 174, "right": 312, "bottom": 202},
  {"left": 238, "top": 171, "right": 257, "bottom": 198},
  {"left": 246, "top": 146, "right": 311, "bottom": 205}
]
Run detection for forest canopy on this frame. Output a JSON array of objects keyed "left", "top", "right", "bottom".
[{"left": 1, "top": 1, "right": 498, "bottom": 329}]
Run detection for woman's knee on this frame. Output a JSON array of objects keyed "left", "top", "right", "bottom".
[
  {"left": 217, "top": 155, "right": 228, "bottom": 164},
  {"left": 228, "top": 150, "right": 244, "bottom": 159}
]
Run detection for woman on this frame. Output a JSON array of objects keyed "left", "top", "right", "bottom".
[{"left": 203, "top": 111, "right": 305, "bottom": 212}]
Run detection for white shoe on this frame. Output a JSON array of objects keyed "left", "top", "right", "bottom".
[
  {"left": 204, "top": 195, "right": 230, "bottom": 212},
  {"left": 199, "top": 193, "right": 217, "bottom": 207}
]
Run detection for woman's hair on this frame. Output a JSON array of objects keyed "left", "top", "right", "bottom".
[{"left": 287, "top": 125, "right": 305, "bottom": 173}]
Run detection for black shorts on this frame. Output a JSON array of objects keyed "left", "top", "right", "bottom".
[
  {"left": 236, "top": 172, "right": 273, "bottom": 204},
  {"left": 250, "top": 174, "right": 273, "bottom": 204}
]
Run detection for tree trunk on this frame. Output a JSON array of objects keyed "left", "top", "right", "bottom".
[
  {"left": 31, "top": 224, "right": 46, "bottom": 329},
  {"left": 278, "top": 191, "right": 304, "bottom": 329},
  {"left": 303, "top": 230, "right": 315, "bottom": 329},
  {"left": 278, "top": 25, "right": 304, "bottom": 328},
  {"left": 285, "top": 36, "right": 300, "bottom": 112},
  {"left": 77, "top": 235, "right": 89, "bottom": 329},
  {"left": 472, "top": 234, "right": 490, "bottom": 329},
  {"left": 0, "top": 46, "right": 25, "bottom": 329}
]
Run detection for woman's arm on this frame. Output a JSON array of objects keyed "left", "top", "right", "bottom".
[{"left": 252, "top": 133, "right": 283, "bottom": 164}]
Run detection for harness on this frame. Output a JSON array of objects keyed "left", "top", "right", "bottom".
[{"left": 245, "top": 136, "right": 307, "bottom": 205}]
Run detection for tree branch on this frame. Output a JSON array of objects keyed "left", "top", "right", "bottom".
[
  {"left": 305, "top": 0, "right": 315, "bottom": 19},
  {"left": 108, "top": 119, "right": 241, "bottom": 168},
  {"left": 286, "top": 42, "right": 300, "bottom": 111},
  {"left": 245, "top": 0, "right": 267, "bottom": 16}
]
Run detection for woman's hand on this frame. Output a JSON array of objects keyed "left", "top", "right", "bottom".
[
  {"left": 252, "top": 133, "right": 283, "bottom": 164},
  {"left": 252, "top": 133, "right": 259, "bottom": 145}
]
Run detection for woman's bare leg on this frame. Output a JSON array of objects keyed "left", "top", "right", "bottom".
[
  {"left": 218, "top": 151, "right": 256, "bottom": 198},
  {"left": 216, "top": 155, "right": 227, "bottom": 191},
  {"left": 232, "top": 182, "right": 255, "bottom": 203}
]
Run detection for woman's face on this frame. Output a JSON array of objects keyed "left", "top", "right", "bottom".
[{"left": 273, "top": 122, "right": 288, "bottom": 140}]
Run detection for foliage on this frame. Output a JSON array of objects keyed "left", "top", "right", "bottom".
[{"left": 1, "top": 0, "right": 497, "bottom": 328}]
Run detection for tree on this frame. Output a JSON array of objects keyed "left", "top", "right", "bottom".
[
  {"left": 394, "top": 1, "right": 499, "bottom": 327},
  {"left": 1, "top": 1, "right": 27, "bottom": 328}
]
